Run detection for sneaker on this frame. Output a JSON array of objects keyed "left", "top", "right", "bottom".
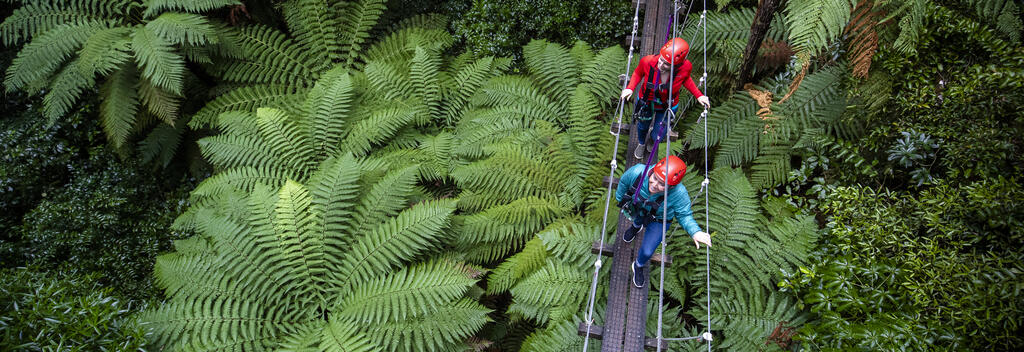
[
  {"left": 634, "top": 144, "right": 645, "bottom": 159},
  {"left": 623, "top": 224, "right": 641, "bottom": 243},
  {"left": 631, "top": 261, "right": 646, "bottom": 288}
]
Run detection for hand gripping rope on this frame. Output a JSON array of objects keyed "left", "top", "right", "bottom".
[{"left": 580, "top": 0, "right": 643, "bottom": 350}]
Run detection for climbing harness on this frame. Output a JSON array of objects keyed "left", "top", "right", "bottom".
[{"left": 581, "top": 0, "right": 714, "bottom": 349}]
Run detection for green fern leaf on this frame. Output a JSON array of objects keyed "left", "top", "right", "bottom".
[
  {"left": 132, "top": 24, "right": 185, "bottom": 94},
  {"left": 145, "top": 12, "right": 216, "bottom": 46},
  {"left": 334, "top": 0, "right": 385, "bottom": 68},
  {"left": 4, "top": 21, "right": 103, "bottom": 92},
  {"left": 99, "top": 64, "right": 141, "bottom": 146},
  {"left": 143, "top": 0, "right": 240, "bottom": 17},
  {"left": 332, "top": 199, "right": 456, "bottom": 289},
  {"left": 304, "top": 66, "right": 355, "bottom": 158}
]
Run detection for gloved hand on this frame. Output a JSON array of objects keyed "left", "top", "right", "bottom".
[
  {"left": 697, "top": 96, "right": 711, "bottom": 109},
  {"left": 692, "top": 231, "right": 712, "bottom": 249},
  {"left": 621, "top": 89, "right": 633, "bottom": 101}
]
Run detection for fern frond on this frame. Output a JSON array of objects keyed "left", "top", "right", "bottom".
[
  {"left": 749, "top": 135, "right": 792, "bottom": 189},
  {"left": 138, "top": 78, "right": 181, "bottom": 125},
  {"left": 487, "top": 238, "right": 549, "bottom": 294},
  {"left": 318, "top": 319, "right": 378, "bottom": 352},
  {"left": 352, "top": 164, "right": 421, "bottom": 235},
  {"left": 138, "top": 119, "right": 186, "bottom": 167},
  {"left": 1, "top": 3, "right": 110, "bottom": 45},
  {"left": 99, "top": 63, "right": 140, "bottom": 146},
  {"left": 273, "top": 180, "right": 326, "bottom": 303},
  {"left": 143, "top": 0, "right": 240, "bottom": 17},
  {"left": 455, "top": 197, "right": 564, "bottom": 263},
  {"left": 4, "top": 21, "right": 103, "bottom": 92},
  {"left": 145, "top": 12, "right": 216, "bottom": 46},
  {"left": 280, "top": 0, "right": 338, "bottom": 63},
  {"left": 140, "top": 295, "right": 285, "bottom": 350},
  {"left": 579, "top": 45, "right": 626, "bottom": 105},
  {"left": 304, "top": 66, "right": 354, "bottom": 158},
  {"left": 217, "top": 24, "right": 324, "bottom": 86},
  {"left": 370, "top": 298, "right": 490, "bottom": 352},
  {"left": 190, "top": 84, "right": 307, "bottom": 128},
  {"left": 334, "top": 0, "right": 386, "bottom": 68},
  {"left": 363, "top": 59, "right": 414, "bottom": 101},
  {"left": 332, "top": 199, "right": 456, "bottom": 290},
  {"left": 335, "top": 259, "right": 476, "bottom": 324},
  {"left": 340, "top": 106, "right": 417, "bottom": 156},
  {"left": 520, "top": 320, "right": 585, "bottom": 352},
  {"left": 307, "top": 154, "right": 362, "bottom": 254},
  {"left": 410, "top": 46, "right": 443, "bottom": 123},
  {"left": 522, "top": 40, "right": 578, "bottom": 114},
  {"left": 509, "top": 260, "right": 587, "bottom": 323},
  {"left": 132, "top": 24, "right": 186, "bottom": 94},
  {"left": 362, "top": 20, "right": 451, "bottom": 65},
  {"left": 42, "top": 58, "right": 96, "bottom": 125},
  {"left": 785, "top": 0, "right": 855, "bottom": 58},
  {"left": 78, "top": 26, "right": 133, "bottom": 76}
]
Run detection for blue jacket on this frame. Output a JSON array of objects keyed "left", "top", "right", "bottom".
[{"left": 615, "top": 163, "right": 702, "bottom": 237}]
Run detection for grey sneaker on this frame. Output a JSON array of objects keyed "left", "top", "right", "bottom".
[{"left": 634, "top": 144, "right": 645, "bottom": 159}]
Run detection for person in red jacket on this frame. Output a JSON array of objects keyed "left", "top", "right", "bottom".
[{"left": 621, "top": 38, "right": 710, "bottom": 159}]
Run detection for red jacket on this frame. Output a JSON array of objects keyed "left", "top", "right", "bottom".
[{"left": 626, "top": 55, "right": 704, "bottom": 110}]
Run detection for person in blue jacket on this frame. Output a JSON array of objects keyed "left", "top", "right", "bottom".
[{"left": 615, "top": 155, "right": 712, "bottom": 288}]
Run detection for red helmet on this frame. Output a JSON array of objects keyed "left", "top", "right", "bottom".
[
  {"left": 652, "top": 155, "right": 686, "bottom": 186},
  {"left": 659, "top": 38, "right": 690, "bottom": 66}
]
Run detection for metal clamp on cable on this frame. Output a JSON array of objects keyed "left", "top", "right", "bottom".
[
  {"left": 610, "top": 159, "right": 617, "bottom": 171},
  {"left": 594, "top": 259, "right": 603, "bottom": 269},
  {"left": 701, "top": 332, "right": 713, "bottom": 341}
]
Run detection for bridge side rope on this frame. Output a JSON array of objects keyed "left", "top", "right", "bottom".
[
  {"left": 655, "top": 0, "right": 713, "bottom": 349},
  {"left": 580, "top": 0, "right": 643, "bottom": 350}
]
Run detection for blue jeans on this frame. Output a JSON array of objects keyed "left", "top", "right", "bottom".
[
  {"left": 631, "top": 219, "right": 669, "bottom": 267},
  {"left": 635, "top": 109, "right": 669, "bottom": 146}
]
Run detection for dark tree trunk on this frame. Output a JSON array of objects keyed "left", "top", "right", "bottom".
[{"left": 736, "top": 0, "right": 781, "bottom": 89}]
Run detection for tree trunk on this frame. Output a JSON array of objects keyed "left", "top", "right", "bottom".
[{"left": 736, "top": 0, "right": 781, "bottom": 89}]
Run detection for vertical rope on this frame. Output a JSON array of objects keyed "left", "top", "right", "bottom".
[
  {"left": 701, "top": 0, "right": 712, "bottom": 349},
  {"left": 581, "top": 1, "right": 642, "bottom": 350},
  {"left": 656, "top": 1, "right": 682, "bottom": 351}
]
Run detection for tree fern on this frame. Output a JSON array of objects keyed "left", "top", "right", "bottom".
[
  {"left": 144, "top": 157, "right": 489, "bottom": 351},
  {"left": 784, "top": 0, "right": 855, "bottom": 60},
  {"left": 1, "top": 0, "right": 235, "bottom": 147}
]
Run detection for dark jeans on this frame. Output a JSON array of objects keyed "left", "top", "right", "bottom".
[
  {"left": 630, "top": 219, "right": 669, "bottom": 267},
  {"left": 635, "top": 108, "right": 669, "bottom": 146}
]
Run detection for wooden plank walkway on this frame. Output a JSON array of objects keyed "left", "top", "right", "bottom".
[{"left": 580, "top": 0, "right": 677, "bottom": 351}]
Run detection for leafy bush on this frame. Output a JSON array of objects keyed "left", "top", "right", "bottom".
[
  {"left": 0, "top": 267, "right": 149, "bottom": 351},
  {"left": 0, "top": 100, "right": 193, "bottom": 300},
  {"left": 783, "top": 185, "right": 1024, "bottom": 350},
  {"left": 449, "top": 0, "right": 631, "bottom": 59},
  {"left": 18, "top": 151, "right": 191, "bottom": 300}
]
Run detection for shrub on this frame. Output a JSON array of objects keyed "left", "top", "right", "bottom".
[
  {"left": 783, "top": 185, "right": 1023, "bottom": 350},
  {"left": 0, "top": 267, "right": 149, "bottom": 351}
]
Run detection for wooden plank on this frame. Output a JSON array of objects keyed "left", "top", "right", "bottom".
[
  {"left": 578, "top": 322, "right": 603, "bottom": 340},
  {"left": 578, "top": 322, "right": 668, "bottom": 351},
  {"left": 624, "top": 0, "right": 676, "bottom": 350},
  {"left": 593, "top": 240, "right": 672, "bottom": 265},
  {"left": 600, "top": 214, "right": 636, "bottom": 352}
]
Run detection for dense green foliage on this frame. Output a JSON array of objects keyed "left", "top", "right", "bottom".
[
  {"left": 0, "top": 100, "right": 192, "bottom": 300},
  {"left": 448, "top": 0, "right": 631, "bottom": 59},
  {"left": 783, "top": 183, "right": 1023, "bottom": 350},
  {"left": 0, "top": 267, "right": 149, "bottom": 351},
  {"left": 1, "top": 0, "right": 1022, "bottom": 350}
]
